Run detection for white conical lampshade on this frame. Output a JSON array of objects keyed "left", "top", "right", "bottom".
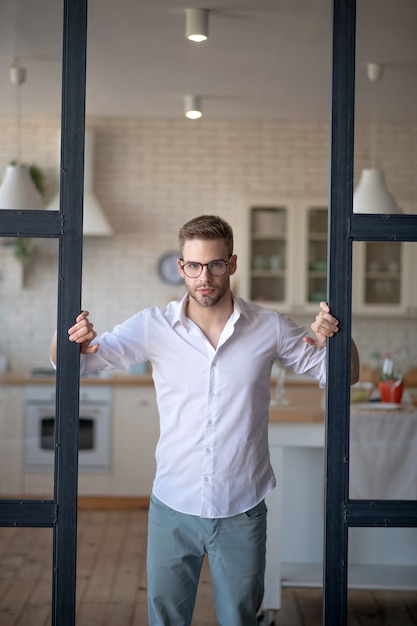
[
  {"left": 0, "top": 164, "right": 43, "bottom": 210},
  {"left": 47, "top": 129, "right": 113, "bottom": 236},
  {"left": 353, "top": 168, "right": 401, "bottom": 214}
]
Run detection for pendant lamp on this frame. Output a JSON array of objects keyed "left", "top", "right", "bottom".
[
  {"left": 0, "top": 58, "right": 43, "bottom": 210},
  {"left": 47, "top": 128, "right": 113, "bottom": 236},
  {"left": 353, "top": 63, "right": 401, "bottom": 214}
]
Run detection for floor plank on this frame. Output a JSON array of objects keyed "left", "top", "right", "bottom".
[{"left": 0, "top": 509, "right": 416, "bottom": 625}]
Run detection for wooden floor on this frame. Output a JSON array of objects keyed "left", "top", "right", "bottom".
[{"left": 0, "top": 508, "right": 417, "bottom": 625}]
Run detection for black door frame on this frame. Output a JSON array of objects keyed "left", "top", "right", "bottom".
[
  {"left": 0, "top": 1, "right": 87, "bottom": 625},
  {"left": 325, "top": 1, "right": 417, "bottom": 624},
  {"left": 1, "top": 1, "right": 416, "bottom": 625}
]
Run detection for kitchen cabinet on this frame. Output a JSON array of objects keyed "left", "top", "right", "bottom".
[
  {"left": 241, "top": 201, "right": 328, "bottom": 313},
  {"left": 352, "top": 240, "right": 417, "bottom": 316},
  {"left": 247, "top": 206, "right": 289, "bottom": 306},
  {"left": 265, "top": 395, "right": 417, "bottom": 612},
  {"left": 110, "top": 385, "right": 159, "bottom": 496},
  {"left": 72, "top": 384, "right": 159, "bottom": 497},
  {"left": 305, "top": 207, "right": 328, "bottom": 305},
  {"left": 241, "top": 201, "right": 417, "bottom": 317},
  {"left": 0, "top": 385, "right": 24, "bottom": 495},
  {"left": 0, "top": 378, "right": 160, "bottom": 497}
]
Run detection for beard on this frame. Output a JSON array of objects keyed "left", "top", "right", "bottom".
[{"left": 185, "top": 279, "right": 230, "bottom": 308}]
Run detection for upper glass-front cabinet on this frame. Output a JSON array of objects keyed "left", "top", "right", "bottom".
[
  {"left": 364, "top": 242, "right": 401, "bottom": 305},
  {"left": 249, "top": 207, "right": 288, "bottom": 304},
  {"left": 306, "top": 207, "right": 328, "bottom": 304},
  {"left": 352, "top": 241, "right": 415, "bottom": 315},
  {"left": 243, "top": 201, "right": 416, "bottom": 317}
]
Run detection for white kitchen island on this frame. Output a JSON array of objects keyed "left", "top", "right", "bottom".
[{"left": 264, "top": 386, "right": 417, "bottom": 612}]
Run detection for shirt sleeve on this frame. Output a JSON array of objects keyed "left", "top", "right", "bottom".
[
  {"left": 276, "top": 313, "right": 327, "bottom": 388},
  {"left": 79, "top": 310, "right": 149, "bottom": 376}
]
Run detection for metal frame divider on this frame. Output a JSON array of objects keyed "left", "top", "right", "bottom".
[
  {"left": 0, "top": 1, "right": 415, "bottom": 624},
  {"left": 325, "top": 1, "right": 417, "bottom": 624},
  {"left": 0, "top": 1, "right": 87, "bottom": 625}
]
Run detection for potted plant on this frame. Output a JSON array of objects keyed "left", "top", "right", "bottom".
[{"left": 378, "top": 357, "right": 403, "bottom": 404}]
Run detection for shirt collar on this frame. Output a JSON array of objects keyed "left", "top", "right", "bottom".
[
  {"left": 168, "top": 294, "right": 188, "bottom": 328},
  {"left": 170, "top": 292, "right": 249, "bottom": 329}
]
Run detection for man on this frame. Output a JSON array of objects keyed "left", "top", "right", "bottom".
[{"left": 51, "top": 215, "right": 359, "bottom": 626}]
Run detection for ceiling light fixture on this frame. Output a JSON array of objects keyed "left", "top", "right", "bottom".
[
  {"left": 47, "top": 128, "right": 113, "bottom": 236},
  {"left": 185, "top": 8, "right": 209, "bottom": 42},
  {"left": 0, "top": 58, "right": 43, "bottom": 210},
  {"left": 353, "top": 63, "right": 401, "bottom": 214},
  {"left": 185, "top": 95, "right": 202, "bottom": 119}
]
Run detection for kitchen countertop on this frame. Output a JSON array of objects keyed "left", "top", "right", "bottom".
[
  {"left": 0, "top": 373, "right": 318, "bottom": 387},
  {"left": 269, "top": 386, "right": 325, "bottom": 423},
  {"left": 1, "top": 373, "right": 325, "bottom": 423},
  {"left": 5, "top": 374, "right": 414, "bottom": 425},
  {"left": 0, "top": 373, "right": 155, "bottom": 386}
]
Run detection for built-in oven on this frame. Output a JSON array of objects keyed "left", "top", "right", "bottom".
[{"left": 24, "top": 385, "right": 112, "bottom": 472}]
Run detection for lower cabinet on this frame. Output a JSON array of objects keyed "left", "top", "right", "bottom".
[
  {"left": 0, "top": 385, "right": 24, "bottom": 495},
  {"left": 109, "top": 385, "right": 159, "bottom": 497},
  {"left": 77, "top": 385, "right": 160, "bottom": 497},
  {"left": 0, "top": 382, "right": 160, "bottom": 498}
]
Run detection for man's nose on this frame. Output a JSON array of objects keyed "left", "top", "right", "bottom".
[{"left": 200, "top": 264, "right": 211, "bottom": 277}]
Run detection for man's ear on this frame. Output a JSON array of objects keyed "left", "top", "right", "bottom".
[{"left": 229, "top": 254, "right": 237, "bottom": 275}]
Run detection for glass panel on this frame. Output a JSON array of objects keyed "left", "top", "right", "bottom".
[
  {"left": 307, "top": 206, "right": 328, "bottom": 303},
  {"left": 0, "top": 239, "right": 59, "bottom": 499},
  {"left": 349, "top": 398, "right": 417, "bottom": 501},
  {"left": 364, "top": 242, "right": 402, "bottom": 304},
  {"left": 348, "top": 586, "right": 417, "bottom": 624},
  {"left": 250, "top": 207, "right": 287, "bottom": 302},
  {"left": 348, "top": 527, "right": 417, "bottom": 593},
  {"left": 0, "top": 527, "right": 53, "bottom": 621},
  {"left": 355, "top": 2, "right": 417, "bottom": 217}
]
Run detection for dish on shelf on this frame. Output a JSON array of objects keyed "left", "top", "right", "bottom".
[
  {"left": 309, "top": 261, "right": 327, "bottom": 271},
  {"left": 310, "top": 291, "right": 327, "bottom": 302}
]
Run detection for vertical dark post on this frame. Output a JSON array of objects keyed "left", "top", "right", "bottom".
[
  {"left": 324, "top": 0, "right": 356, "bottom": 625},
  {"left": 51, "top": 1, "right": 87, "bottom": 624}
]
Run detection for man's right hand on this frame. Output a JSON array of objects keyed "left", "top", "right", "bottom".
[{"left": 68, "top": 310, "right": 99, "bottom": 354}]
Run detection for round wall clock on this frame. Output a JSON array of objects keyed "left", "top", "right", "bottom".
[{"left": 157, "top": 251, "right": 183, "bottom": 285}]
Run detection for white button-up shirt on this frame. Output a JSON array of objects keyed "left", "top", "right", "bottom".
[{"left": 80, "top": 295, "right": 326, "bottom": 518}]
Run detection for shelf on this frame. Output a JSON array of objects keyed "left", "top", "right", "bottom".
[
  {"left": 309, "top": 233, "right": 327, "bottom": 241},
  {"left": 307, "top": 271, "right": 327, "bottom": 277},
  {"left": 251, "top": 270, "right": 286, "bottom": 277},
  {"left": 282, "top": 562, "right": 417, "bottom": 590},
  {"left": 249, "top": 206, "right": 288, "bottom": 304},
  {"left": 252, "top": 234, "right": 286, "bottom": 241}
]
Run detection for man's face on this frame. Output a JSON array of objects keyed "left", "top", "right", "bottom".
[{"left": 178, "top": 239, "right": 237, "bottom": 308}]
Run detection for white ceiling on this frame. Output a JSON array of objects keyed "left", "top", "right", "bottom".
[{"left": 0, "top": 0, "right": 416, "bottom": 122}]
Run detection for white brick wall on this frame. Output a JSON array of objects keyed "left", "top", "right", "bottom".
[{"left": 0, "top": 115, "right": 416, "bottom": 374}]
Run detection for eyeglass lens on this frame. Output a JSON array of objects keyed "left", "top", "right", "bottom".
[{"left": 182, "top": 260, "right": 229, "bottom": 277}]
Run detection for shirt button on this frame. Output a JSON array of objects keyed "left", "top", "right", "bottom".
[
  {"left": 207, "top": 420, "right": 213, "bottom": 426},
  {"left": 205, "top": 448, "right": 211, "bottom": 454},
  {"left": 204, "top": 477, "right": 209, "bottom": 482}
]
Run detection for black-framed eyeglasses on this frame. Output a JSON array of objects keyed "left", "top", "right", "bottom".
[{"left": 180, "top": 256, "right": 233, "bottom": 278}]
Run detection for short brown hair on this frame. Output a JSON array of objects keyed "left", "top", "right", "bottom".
[{"left": 179, "top": 215, "right": 234, "bottom": 256}]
